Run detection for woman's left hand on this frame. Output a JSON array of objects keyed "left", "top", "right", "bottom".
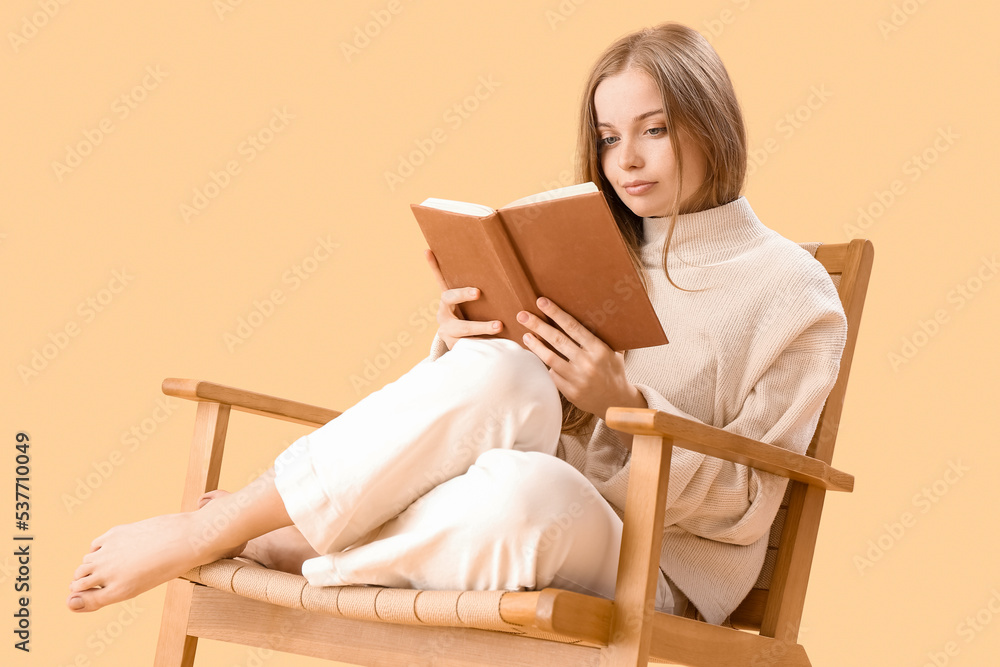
[{"left": 517, "top": 296, "right": 646, "bottom": 419}]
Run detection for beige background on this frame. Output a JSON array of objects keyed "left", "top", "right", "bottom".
[{"left": 3, "top": 1, "right": 998, "bottom": 665}]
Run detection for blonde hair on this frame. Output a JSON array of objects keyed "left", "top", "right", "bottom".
[{"left": 559, "top": 22, "right": 748, "bottom": 436}]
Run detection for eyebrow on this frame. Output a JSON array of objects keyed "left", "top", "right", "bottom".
[{"left": 596, "top": 109, "right": 665, "bottom": 129}]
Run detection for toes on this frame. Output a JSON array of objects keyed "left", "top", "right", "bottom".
[
  {"left": 67, "top": 587, "right": 116, "bottom": 613},
  {"left": 73, "top": 562, "right": 95, "bottom": 580},
  {"left": 69, "top": 573, "right": 99, "bottom": 593}
]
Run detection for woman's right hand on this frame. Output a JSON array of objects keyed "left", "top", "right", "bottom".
[{"left": 424, "top": 249, "right": 503, "bottom": 351}]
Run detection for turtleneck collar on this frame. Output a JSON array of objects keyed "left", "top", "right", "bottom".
[{"left": 641, "top": 196, "right": 769, "bottom": 260}]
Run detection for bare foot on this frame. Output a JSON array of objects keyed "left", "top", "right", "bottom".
[
  {"left": 67, "top": 510, "right": 232, "bottom": 613},
  {"left": 68, "top": 467, "right": 295, "bottom": 613},
  {"left": 248, "top": 525, "right": 320, "bottom": 575}
]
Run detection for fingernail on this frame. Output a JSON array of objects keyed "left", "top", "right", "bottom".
[
  {"left": 68, "top": 596, "right": 84, "bottom": 610},
  {"left": 538, "top": 297, "right": 549, "bottom": 308},
  {"left": 517, "top": 311, "right": 528, "bottom": 323},
  {"left": 492, "top": 321, "right": 500, "bottom": 329}
]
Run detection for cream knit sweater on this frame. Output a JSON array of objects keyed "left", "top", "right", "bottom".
[{"left": 423, "top": 195, "right": 847, "bottom": 625}]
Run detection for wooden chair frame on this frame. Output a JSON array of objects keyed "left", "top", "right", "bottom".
[{"left": 152, "top": 239, "right": 873, "bottom": 666}]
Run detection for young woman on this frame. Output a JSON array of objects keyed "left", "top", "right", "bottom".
[{"left": 68, "top": 22, "right": 846, "bottom": 626}]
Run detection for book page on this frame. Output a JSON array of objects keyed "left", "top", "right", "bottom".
[
  {"left": 418, "top": 197, "right": 494, "bottom": 217},
  {"left": 501, "top": 181, "right": 598, "bottom": 209}
]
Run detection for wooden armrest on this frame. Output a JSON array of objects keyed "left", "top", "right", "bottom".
[
  {"left": 162, "top": 378, "right": 340, "bottom": 427},
  {"left": 605, "top": 407, "right": 853, "bottom": 493}
]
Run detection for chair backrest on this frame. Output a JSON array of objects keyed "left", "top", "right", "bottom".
[{"left": 729, "top": 239, "right": 874, "bottom": 639}]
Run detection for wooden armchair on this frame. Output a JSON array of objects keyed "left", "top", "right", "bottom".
[{"left": 153, "top": 238, "right": 873, "bottom": 667}]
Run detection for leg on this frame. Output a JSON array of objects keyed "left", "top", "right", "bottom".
[
  {"left": 292, "top": 448, "right": 675, "bottom": 614},
  {"left": 68, "top": 468, "right": 292, "bottom": 612},
  {"left": 273, "top": 337, "right": 563, "bottom": 559},
  {"left": 69, "top": 337, "right": 557, "bottom": 611},
  {"left": 199, "top": 490, "right": 319, "bottom": 574}
]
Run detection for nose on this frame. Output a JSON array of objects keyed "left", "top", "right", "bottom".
[{"left": 617, "top": 136, "right": 642, "bottom": 170}]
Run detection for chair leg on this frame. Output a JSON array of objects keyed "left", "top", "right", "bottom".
[
  {"left": 154, "top": 580, "right": 199, "bottom": 667},
  {"left": 153, "top": 401, "right": 232, "bottom": 665},
  {"left": 600, "top": 434, "right": 673, "bottom": 667}
]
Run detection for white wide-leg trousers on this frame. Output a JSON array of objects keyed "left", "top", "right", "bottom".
[{"left": 273, "top": 337, "right": 675, "bottom": 613}]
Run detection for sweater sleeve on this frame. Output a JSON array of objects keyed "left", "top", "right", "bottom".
[
  {"left": 631, "top": 301, "right": 846, "bottom": 546},
  {"left": 419, "top": 329, "right": 450, "bottom": 365}
]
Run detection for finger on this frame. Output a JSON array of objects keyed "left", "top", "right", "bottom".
[
  {"left": 448, "top": 317, "right": 502, "bottom": 338},
  {"left": 518, "top": 308, "right": 581, "bottom": 362},
  {"left": 441, "top": 286, "right": 480, "bottom": 307},
  {"left": 535, "top": 296, "right": 601, "bottom": 350},
  {"left": 521, "top": 328, "right": 569, "bottom": 369},
  {"left": 424, "top": 250, "right": 449, "bottom": 292}
]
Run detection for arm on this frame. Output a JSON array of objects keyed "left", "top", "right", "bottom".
[
  {"left": 418, "top": 329, "right": 451, "bottom": 365},
  {"left": 627, "top": 310, "right": 846, "bottom": 545}
]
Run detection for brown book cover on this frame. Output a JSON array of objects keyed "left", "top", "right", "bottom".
[{"left": 410, "top": 182, "right": 668, "bottom": 353}]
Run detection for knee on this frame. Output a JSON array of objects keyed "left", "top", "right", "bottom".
[
  {"left": 452, "top": 339, "right": 554, "bottom": 401},
  {"left": 447, "top": 340, "right": 562, "bottom": 438},
  {"left": 469, "top": 450, "right": 597, "bottom": 525}
]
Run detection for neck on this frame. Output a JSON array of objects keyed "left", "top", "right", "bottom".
[{"left": 641, "top": 196, "right": 767, "bottom": 260}]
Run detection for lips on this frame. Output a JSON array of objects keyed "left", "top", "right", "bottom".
[{"left": 623, "top": 181, "right": 655, "bottom": 195}]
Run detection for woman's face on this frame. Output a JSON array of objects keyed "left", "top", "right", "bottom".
[{"left": 593, "top": 67, "right": 708, "bottom": 218}]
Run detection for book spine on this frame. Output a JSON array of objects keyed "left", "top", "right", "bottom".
[{"left": 479, "top": 215, "right": 541, "bottom": 318}]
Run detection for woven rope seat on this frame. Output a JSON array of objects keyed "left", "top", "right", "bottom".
[{"left": 181, "top": 558, "right": 607, "bottom": 648}]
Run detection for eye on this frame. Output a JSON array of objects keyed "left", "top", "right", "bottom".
[
  {"left": 598, "top": 135, "right": 619, "bottom": 148},
  {"left": 647, "top": 126, "right": 668, "bottom": 136}
]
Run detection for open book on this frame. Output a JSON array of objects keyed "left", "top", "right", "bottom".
[{"left": 411, "top": 182, "right": 668, "bottom": 352}]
